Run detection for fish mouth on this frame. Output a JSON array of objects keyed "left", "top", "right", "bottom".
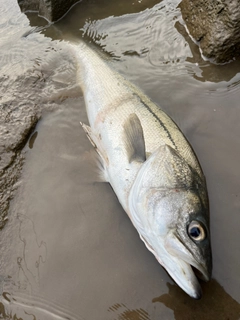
[
  {"left": 192, "top": 265, "right": 209, "bottom": 282},
  {"left": 166, "top": 259, "right": 202, "bottom": 299},
  {"left": 162, "top": 232, "right": 211, "bottom": 299}
]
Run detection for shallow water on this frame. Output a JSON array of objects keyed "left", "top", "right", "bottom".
[{"left": 1, "top": 0, "right": 240, "bottom": 319}]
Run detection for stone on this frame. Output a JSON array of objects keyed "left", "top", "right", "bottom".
[
  {"left": 18, "top": 0, "right": 81, "bottom": 22},
  {"left": 179, "top": 0, "right": 240, "bottom": 63},
  {"left": 18, "top": 0, "right": 39, "bottom": 12},
  {"left": 0, "top": 0, "right": 78, "bottom": 228}
]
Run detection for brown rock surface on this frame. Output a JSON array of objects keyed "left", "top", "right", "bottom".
[{"left": 179, "top": 0, "right": 240, "bottom": 63}]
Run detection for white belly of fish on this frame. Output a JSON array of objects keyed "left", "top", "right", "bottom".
[{"left": 69, "top": 42, "right": 211, "bottom": 300}]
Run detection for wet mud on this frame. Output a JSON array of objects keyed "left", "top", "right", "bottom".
[{"left": 1, "top": 0, "right": 240, "bottom": 319}]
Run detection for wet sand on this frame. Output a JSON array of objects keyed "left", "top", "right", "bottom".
[{"left": 1, "top": 0, "right": 240, "bottom": 319}]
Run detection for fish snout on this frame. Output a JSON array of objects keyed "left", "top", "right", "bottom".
[{"left": 163, "top": 231, "right": 211, "bottom": 299}]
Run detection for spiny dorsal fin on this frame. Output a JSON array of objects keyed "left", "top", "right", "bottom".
[
  {"left": 83, "top": 150, "right": 109, "bottom": 182},
  {"left": 80, "top": 122, "right": 109, "bottom": 182},
  {"left": 123, "top": 113, "right": 146, "bottom": 163}
]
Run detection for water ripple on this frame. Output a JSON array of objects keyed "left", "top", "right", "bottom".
[
  {"left": 79, "top": 0, "right": 191, "bottom": 80},
  {"left": 1, "top": 291, "right": 84, "bottom": 320}
]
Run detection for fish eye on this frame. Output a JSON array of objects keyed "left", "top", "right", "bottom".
[{"left": 188, "top": 221, "right": 205, "bottom": 242}]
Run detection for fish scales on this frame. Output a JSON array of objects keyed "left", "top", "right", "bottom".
[
  {"left": 75, "top": 43, "right": 201, "bottom": 175},
  {"left": 71, "top": 42, "right": 212, "bottom": 299}
]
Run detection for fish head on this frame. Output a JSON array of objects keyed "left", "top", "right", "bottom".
[{"left": 128, "top": 144, "right": 212, "bottom": 299}]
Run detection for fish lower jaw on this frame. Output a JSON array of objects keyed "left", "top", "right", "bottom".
[
  {"left": 165, "top": 260, "right": 203, "bottom": 299},
  {"left": 149, "top": 244, "right": 203, "bottom": 299}
]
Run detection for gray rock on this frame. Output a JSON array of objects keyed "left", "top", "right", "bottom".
[
  {"left": 0, "top": 0, "right": 78, "bottom": 229},
  {"left": 18, "top": 0, "right": 39, "bottom": 12},
  {"left": 18, "top": 0, "right": 82, "bottom": 22},
  {"left": 179, "top": 0, "right": 240, "bottom": 63}
]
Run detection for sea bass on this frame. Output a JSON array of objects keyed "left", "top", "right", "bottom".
[{"left": 70, "top": 42, "right": 212, "bottom": 299}]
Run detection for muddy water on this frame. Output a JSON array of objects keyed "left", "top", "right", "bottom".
[{"left": 1, "top": 0, "right": 240, "bottom": 319}]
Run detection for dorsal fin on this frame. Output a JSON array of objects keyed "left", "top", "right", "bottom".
[
  {"left": 123, "top": 113, "right": 146, "bottom": 163},
  {"left": 80, "top": 122, "right": 109, "bottom": 182}
]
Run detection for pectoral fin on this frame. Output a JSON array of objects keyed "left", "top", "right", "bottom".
[{"left": 123, "top": 113, "right": 146, "bottom": 163}]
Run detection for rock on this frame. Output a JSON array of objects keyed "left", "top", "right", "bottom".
[
  {"left": 18, "top": 0, "right": 82, "bottom": 22},
  {"left": 18, "top": 0, "right": 39, "bottom": 12},
  {"left": 179, "top": 0, "right": 240, "bottom": 63},
  {"left": 0, "top": 0, "right": 79, "bottom": 229}
]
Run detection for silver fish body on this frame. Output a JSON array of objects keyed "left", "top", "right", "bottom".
[{"left": 71, "top": 42, "right": 212, "bottom": 299}]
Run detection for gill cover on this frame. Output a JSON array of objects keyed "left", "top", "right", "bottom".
[{"left": 128, "top": 144, "right": 212, "bottom": 298}]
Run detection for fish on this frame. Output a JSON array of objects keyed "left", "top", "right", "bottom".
[{"left": 69, "top": 42, "right": 212, "bottom": 299}]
